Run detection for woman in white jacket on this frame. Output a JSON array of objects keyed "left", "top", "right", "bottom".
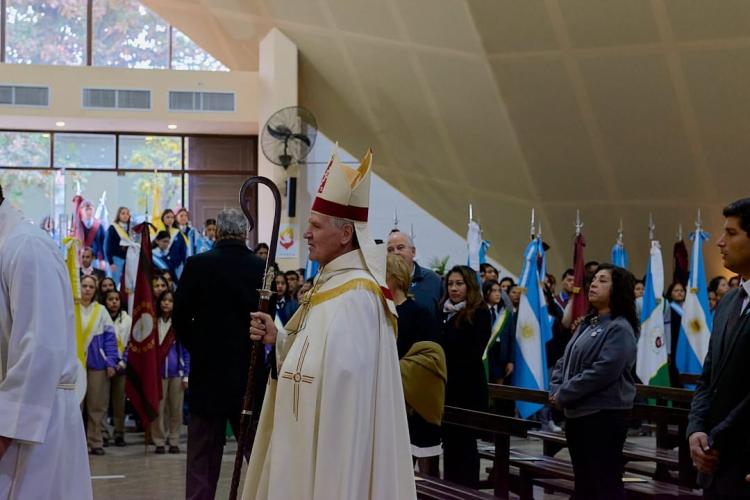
[{"left": 103, "top": 290, "right": 132, "bottom": 447}]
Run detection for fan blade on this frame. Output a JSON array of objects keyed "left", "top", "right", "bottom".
[
  {"left": 267, "top": 125, "right": 293, "bottom": 141},
  {"left": 291, "top": 134, "right": 312, "bottom": 147}
]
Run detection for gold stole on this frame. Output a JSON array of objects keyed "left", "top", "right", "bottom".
[{"left": 77, "top": 303, "right": 102, "bottom": 364}]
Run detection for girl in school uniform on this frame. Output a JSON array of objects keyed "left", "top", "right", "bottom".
[{"left": 152, "top": 290, "right": 190, "bottom": 454}]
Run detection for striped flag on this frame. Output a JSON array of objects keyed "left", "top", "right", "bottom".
[
  {"left": 677, "top": 230, "right": 711, "bottom": 375},
  {"left": 482, "top": 307, "right": 511, "bottom": 380},
  {"left": 467, "top": 219, "right": 481, "bottom": 271},
  {"left": 611, "top": 241, "right": 629, "bottom": 269},
  {"left": 636, "top": 240, "right": 670, "bottom": 386},
  {"left": 512, "top": 238, "right": 553, "bottom": 418}
]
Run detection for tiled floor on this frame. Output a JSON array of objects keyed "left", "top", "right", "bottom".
[
  {"left": 90, "top": 428, "right": 244, "bottom": 500},
  {"left": 90, "top": 428, "right": 654, "bottom": 499}
]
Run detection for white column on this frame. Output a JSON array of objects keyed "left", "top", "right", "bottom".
[{"left": 258, "top": 28, "right": 298, "bottom": 268}]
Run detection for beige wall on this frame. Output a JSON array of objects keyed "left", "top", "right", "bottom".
[{"left": 0, "top": 63, "right": 258, "bottom": 134}]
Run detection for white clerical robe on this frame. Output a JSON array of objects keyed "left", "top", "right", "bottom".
[
  {"left": 0, "top": 201, "right": 92, "bottom": 500},
  {"left": 242, "top": 249, "right": 416, "bottom": 500}
]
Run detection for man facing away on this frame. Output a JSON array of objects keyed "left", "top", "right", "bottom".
[
  {"left": 387, "top": 230, "right": 443, "bottom": 320},
  {"left": 242, "top": 149, "right": 416, "bottom": 500},
  {"left": 688, "top": 197, "right": 750, "bottom": 499},
  {"left": 0, "top": 183, "right": 92, "bottom": 499},
  {"left": 174, "top": 209, "right": 265, "bottom": 500}
]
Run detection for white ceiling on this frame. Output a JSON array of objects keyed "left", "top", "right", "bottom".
[{"left": 142, "top": 0, "right": 750, "bottom": 279}]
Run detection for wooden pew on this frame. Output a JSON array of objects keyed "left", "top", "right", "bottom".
[
  {"left": 441, "top": 405, "right": 540, "bottom": 498},
  {"left": 510, "top": 453, "right": 701, "bottom": 499},
  {"left": 415, "top": 473, "right": 500, "bottom": 499},
  {"left": 487, "top": 384, "right": 696, "bottom": 488}
]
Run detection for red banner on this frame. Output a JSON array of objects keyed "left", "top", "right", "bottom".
[
  {"left": 673, "top": 240, "right": 689, "bottom": 287},
  {"left": 571, "top": 233, "right": 589, "bottom": 328},
  {"left": 125, "top": 223, "right": 162, "bottom": 424}
]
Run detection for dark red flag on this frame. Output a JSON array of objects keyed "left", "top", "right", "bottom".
[
  {"left": 125, "top": 223, "right": 162, "bottom": 425},
  {"left": 571, "top": 233, "right": 589, "bottom": 328},
  {"left": 673, "top": 240, "right": 689, "bottom": 286}
]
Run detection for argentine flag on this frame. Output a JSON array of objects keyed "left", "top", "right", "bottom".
[
  {"left": 512, "top": 239, "right": 553, "bottom": 418},
  {"left": 677, "top": 230, "right": 711, "bottom": 375},
  {"left": 304, "top": 257, "right": 319, "bottom": 280},
  {"left": 636, "top": 240, "right": 670, "bottom": 386},
  {"left": 611, "top": 241, "right": 629, "bottom": 269},
  {"left": 467, "top": 219, "right": 482, "bottom": 271}
]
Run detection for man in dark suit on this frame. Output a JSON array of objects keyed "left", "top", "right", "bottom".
[
  {"left": 79, "top": 246, "right": 105, "bottom": 283},
  {"left": 688, "top": 197, "right": 750, "bottom": 499},
  {"left": 174, "top": 208, "right": 265, "bottom": 500}
]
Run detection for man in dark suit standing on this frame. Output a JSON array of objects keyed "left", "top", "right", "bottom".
[
  {"left": 79, "top": 246, "right": 106, "bottom": 283},
  {"left": 174, "top": 208, "right": 265, "bottom": 500},
  {"left": 688, "top": 197, "right": 750, "bottom": 499}
]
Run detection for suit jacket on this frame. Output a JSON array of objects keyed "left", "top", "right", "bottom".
[
  {"left": 173, "top": 239, "right": 265, "bottom": 416},
  {"left": 439, "top": 306, "right": 491, "bottom": 411},
  {"left": 79, "top": 267, "right": 105, "bottom": 283},
  {"left": 687, "top": 287, "right": 750, "bottom": 495}
]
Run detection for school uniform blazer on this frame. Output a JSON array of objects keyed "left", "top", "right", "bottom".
[{"left": 687, "top": 287, "right": 750, "bottom": 495}]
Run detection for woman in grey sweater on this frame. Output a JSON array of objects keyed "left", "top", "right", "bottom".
[{"left": 549, "top": 263, "right": 638, "bottom": 500}]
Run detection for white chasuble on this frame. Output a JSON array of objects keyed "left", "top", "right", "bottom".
[
  {"left": 0, "top": 202, "right": 92, "bottom": 500},
  {"left": 242, "top": 249, "right": 416, "bottom": 500}
]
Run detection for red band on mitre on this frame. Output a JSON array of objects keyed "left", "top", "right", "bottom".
[
  {"left": 380, "top": 286, "right": 394, "bottom": 301},
  {"left": 311, "top": 196, "right": 368, "bottom": 222}
]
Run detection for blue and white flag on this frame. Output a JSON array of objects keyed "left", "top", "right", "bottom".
[
  {"left": 467, "top": 219, "right": 482, "bottom": 271},
  {"left": 95, "top": 191, "right": 110, "bottom": 230},
  {"left": 636, "top": 240, "right": 670, "bottom": 386},
  {"left": 677, "top": 230, "right": 711, "bottom": 375},
  {"left": 512, "top": 239, "right": 553, "bottom": 418},
  {"left": 304, "top": 257, "right": 319, "bottom": 280},
  {"left": 611, "top": 241, "right": 629, "bottom": 269}
]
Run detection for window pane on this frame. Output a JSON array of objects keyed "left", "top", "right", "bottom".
[
  {"left": 0, "top": 132, "right": 51, "bottom": 167},
  {"left": 119, "top": 135, "right": 181, "bottom": 170},
  {"left": 125, "top": 172, "right": 182, "bottom": 218},
  {"left": 92, "top": 0, "right": 169, "bottom": 69},
  {"left": 0, "top": 169, "right": 56, "bottom": 224},
  {"left": 54, "top": 133, "right": 116, "bottom": 169},
  {"left": 171, "top": 28, "right": 228, "bottom": 72},
  {"left": 5, "top": 0, "right": 86, "bottom": 65}
]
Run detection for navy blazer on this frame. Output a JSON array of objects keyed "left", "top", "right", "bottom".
[{"left": 687, "top": 287, "right": 750, "bottom": 495}]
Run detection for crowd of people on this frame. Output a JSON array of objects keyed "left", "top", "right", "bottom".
[{"left": 3, "top": 169, "right": 750, "bottom": 500}]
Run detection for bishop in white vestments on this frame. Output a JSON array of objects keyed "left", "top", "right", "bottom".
[
  {"left": 242, "top": 150, "right": 416, "bottom": 500},
  {"left": 0, "top": 187, "right": 93, "bottom": 499}
]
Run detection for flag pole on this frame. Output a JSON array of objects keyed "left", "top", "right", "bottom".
[
  {"left": 617, "top": 218, "right": 624, "bottom": 245},
  {"left": 575, "top": 209, "right": 583, "bottom": 237},
  {"left": 677, "top": 223, "right": 683, "bottom": 242},
  {"left": 530, "top": 208, "right": 536, "bottom": 241},
  {"left": 648, "top": 213, "right": 655, "bottom": 242}
]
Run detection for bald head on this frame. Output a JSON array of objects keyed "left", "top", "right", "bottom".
[{"left": 387, "top": 231, "right": 416, "bottom": 270}]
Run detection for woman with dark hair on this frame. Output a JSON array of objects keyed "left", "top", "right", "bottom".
[
  {"left": 274, "top": 273, "right": 298, "bottom": 324},
  {"left": 666, "top": 281, "right": 686, "bottom": 386},
  {"left": 103, "top": 290, "right": 131, "bottom": 446},
  {"left": 152, "top": 290, "right": 189, "bottom": 454},
  {"left": 439, "top": 265, "right": 491, "bottom": 488},
  {"left": 481, "top": 279, "right": 514, "bottom": 385},
  {"left": 106, "top": 206, "right": 132, "bottom": 284},
  {"left": 175, "top": 207, "right": 198, "bottom": 256},
  {"left": 549, "top": 263, "right": 638, "bottom": 500},
  {"left": 97, "top": 277, "right": 117, "bottom": 304},
  {"left": 157, "top": 209, "right": 188, "bottom": 281}
]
